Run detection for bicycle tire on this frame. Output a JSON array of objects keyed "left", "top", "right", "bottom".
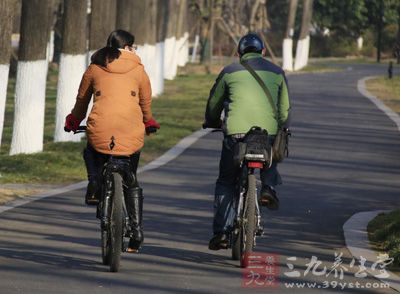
[
  {"left": 231, "top": 229, "right": 241, "bottom": 261},
  {"left": 101, "top": 228, "right": 110, "bottom": 265},
  {"left": 241, "top": 174, "right": 257, "bottom": 268},
  {"left": 109, "top": 173, "right": 123, "bottom": 272}
]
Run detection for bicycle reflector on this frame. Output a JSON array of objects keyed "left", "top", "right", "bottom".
[{"left": 247, "top": 162, "right": 264, "bottom": 169}]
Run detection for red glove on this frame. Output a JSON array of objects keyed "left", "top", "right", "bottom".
[
  {"left": 64, "top": 113, "right": 81, "bottom": 132},
  {"left": 144, "top": 118, "right": 160, "bottom": 134}
]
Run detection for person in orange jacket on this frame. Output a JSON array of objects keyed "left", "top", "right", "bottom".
[{"left": 65, "top": 30, "right": 160, "bottom": 252}]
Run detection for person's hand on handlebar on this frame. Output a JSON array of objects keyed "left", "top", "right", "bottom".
[
  {"left": 64, "top": 113, "right": 81, "bottom": 132},
  {"left": 145, "top": 118, "right": 160, "bottom": 135}
]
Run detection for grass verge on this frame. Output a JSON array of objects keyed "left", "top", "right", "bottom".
[
  {"left": 368, "top": 210, "right": 400, "bottom": 271},
  {"left": 365, "top": 75, "right": 400, "bottom": 113},
  {"left": 0, "top": 65, "right": 215, "bottom": 185},
  {"left": 365, "top": 72, "right": 400, "bottom": 275}
]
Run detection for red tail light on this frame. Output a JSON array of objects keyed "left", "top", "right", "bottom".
[{"left": 247, "top": 162, "right": 264, "bottom": 169}]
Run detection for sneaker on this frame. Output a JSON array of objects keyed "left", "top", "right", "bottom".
[
  {"left": 208, "top": 233, "right": 229, "bottom": 250},
  {"left": 259, "top": 186, "right": 279, "bottom": 210},
  {"left": 85, "top": 180, "right": 99, "bottom": 205}
]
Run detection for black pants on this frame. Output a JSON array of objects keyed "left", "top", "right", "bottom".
[{"left": 83, "top": 143, "right": 140, "bottom": 187}]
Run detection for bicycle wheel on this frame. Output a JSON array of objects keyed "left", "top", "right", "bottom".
[
  {"left": 241, "top": 174, "right": 257, "bottom": 268},
  {"left": 109, "top": 173, "right": 123, "bottom": 272}
]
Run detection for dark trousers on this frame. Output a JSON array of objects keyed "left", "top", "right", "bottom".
[
  {"left": 213, "top": 136, "right": 282, "bottom": 234},
  {"left": 83, "top": 143, "right": 141, "bottom": 188}
]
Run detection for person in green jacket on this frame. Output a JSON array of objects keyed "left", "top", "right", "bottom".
[{"left": 203, "top": 33, "right": 291, "bottom": 250}]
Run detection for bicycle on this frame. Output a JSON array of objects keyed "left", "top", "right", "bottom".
[
  {"left": 204, "top": 125, "right": 272, "bottom": 268},
  {"left": 69, "top": 126, "right": 157, "bottom": 272}
]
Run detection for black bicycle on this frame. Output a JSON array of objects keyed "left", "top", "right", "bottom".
[
  {"left": 70, "top": 126, "right": 156, "bottom": 272},
  {"left": 205, "top": 125, "right": 271, "bottom": 268}
]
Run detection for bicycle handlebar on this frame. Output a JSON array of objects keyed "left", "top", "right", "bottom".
[
  {"left": 64, "top": 125, "right": 87, "bottom": 134},
  {"left": 65, "top": 125, "right": 158, "bottom": 135}
]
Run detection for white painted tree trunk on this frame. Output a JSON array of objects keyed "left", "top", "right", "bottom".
[
  {"left": 177, "top": 32, "right": 189, "bottom": 67},
  {"left": 54, "top": 54, "right": 86, "bottom": 142},
  {"left": 357, "top": 36, "right": 363, "bottom": 51},
  {"left": 191, "top": 34, "right": 199, "bottom": 63},
  {"left": 46, "top": 30, "right": 55, "bottom": 63},
  {"left": 138, "top": 44, "right": 158, "bottom": 97},
  {"left": 282, "top": 38, "right": 294, "bottom": 71},
  {"left": 164, "top": 36, "right": 177, "bottom": 80},
  {"left": 0, "top": 64, "right": 10, "bottom": 147},
  {"left": 10, "top": 60, "right": 48, "bottom": 155},
  {"left": 154, "top": 42, "right": 165, "bottom": 96},
  {"left": 294, "top": 36, "right": 310, "bottom": 71}
]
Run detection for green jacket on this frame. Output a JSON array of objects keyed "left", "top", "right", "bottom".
[{"left": 205, "top": 53, "right": 291, "bottom": 135}]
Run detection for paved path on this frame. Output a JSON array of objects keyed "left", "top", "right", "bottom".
[{"left": 0, "top": 64, "right": 399, "bottom": 293}]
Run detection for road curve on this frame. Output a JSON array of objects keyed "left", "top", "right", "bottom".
[{"left": 0, "top": 64, "right": 399, "bottom": 294}]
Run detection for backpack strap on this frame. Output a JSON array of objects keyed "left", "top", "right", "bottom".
[{"left": 240, "top": 59, "right": 279, "bottom": 120}]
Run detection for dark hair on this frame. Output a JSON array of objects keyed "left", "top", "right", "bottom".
[
  {"left": 106, "top": 29, "right": 135, "bottom": 48},
  {"left": 91, "top": 30, "right": 135, "bottom": 67},
  {"left": 91, "top": 47, "right": 121, "bottom": 67}
]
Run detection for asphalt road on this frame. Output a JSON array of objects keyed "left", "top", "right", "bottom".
[{"left": 0, "top": 64, "right": 399, "bottom": 294}]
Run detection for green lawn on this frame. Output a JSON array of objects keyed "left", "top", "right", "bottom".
[
  {"left": 0, "top": 66, "right": 215, "bottom": 184},
  {"left": 366, "top": 74, "right": 400, "bottom": 114},
  {"left": 365, "top": 71, "right": 400, "bottom": 273},
  {"left": 368, "top": 210, "right": 400, "bottom": 269}
]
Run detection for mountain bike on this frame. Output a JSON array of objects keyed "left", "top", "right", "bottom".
[
  {"left": 70, "top": 126, "right": 156, "bottom": 272},
  {"left": 205, "top": 125, "right": 272, "bottom": 268}
]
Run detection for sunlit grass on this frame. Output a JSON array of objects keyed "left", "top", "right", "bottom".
[
  {"left": 0, "top": 66, "right": 215, "bottom": 184},
  {"left": 366, "top": 75, "right": 400, "bottom": 113}
]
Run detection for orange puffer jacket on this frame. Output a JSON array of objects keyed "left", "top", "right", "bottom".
[{"left": 71, "top": 49, "right": 152, "bottom": 155}]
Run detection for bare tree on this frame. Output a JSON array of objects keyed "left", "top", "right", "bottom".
[
  {"left": 282, "top": 0, "right": 298, "bottom": 71},
  {"left": 294, "top": 0, "right": 313, "bottom": 70},
  {"left": 10, "top": 0, "right": 55, "bottom": 155},
  {"left": 54, "top": 0, "right": 88, "bottom": 142},
  {"left": 0, "top": 0, "right": 18, "bottom": 148}
]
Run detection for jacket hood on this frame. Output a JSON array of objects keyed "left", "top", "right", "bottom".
[{"left": 104, "top": 49, "right": 142, "bottom": 74}]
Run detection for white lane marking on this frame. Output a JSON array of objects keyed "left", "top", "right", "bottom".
[
  {"left": 358, "top": 76, "right": 400, "bottom": 131},
  {"left": 0, "top": 129, "right": 212, "bottom": 214},
  {"left": 343, "top": 211, "right": 400, "bottom": 293}
]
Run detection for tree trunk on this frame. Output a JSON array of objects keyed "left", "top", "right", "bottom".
[
  {"left": 282, "top": 0, "right": 298, "bottom": 71},
  {"left": 294, "top": 0, "right": 313, "bottom": 71},
  {"left": 249, "top": 0, "right": 261, "bottom": 32},
  {"left": 164, "top": 0, "right": 179, "bottom": 80},
  {"left": 376, "top": 0, "right": 384, "bottom": 63},
  {"left": 89, "top": 0, "right": 117, "bottom": 53},
  {"left": 46, "top": 0, "right": 61, "bottom": 63},
  {"left": 54, "top": 0, "right": 88, "bottom": 142},
  {"left": 134, "top": 0, "right": 158, "bottom": 96},
  {"left": 154, "top": 0, "right": 168, "bottom": 95},
  {"left": 0, "top": 0, "right": 18, "bottom": 148},
  {"left": 397, "top": 5, "right": 400, "bottom": 64},
  {"left": 116, "top": 0, "right": 132, "bottom": 31},
  {"left": 200, "top": 0, "right": 215, "bottom": 64},
  {"left": 10, "top": 0, "right": 54, "bottom": 155},
  {"left": 176, "top": 0, "right": 189, "bottom": 67}
]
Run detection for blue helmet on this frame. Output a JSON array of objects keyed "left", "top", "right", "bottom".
[{"left": 237, "top": 33, "right": 264, "bottom": 55}]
